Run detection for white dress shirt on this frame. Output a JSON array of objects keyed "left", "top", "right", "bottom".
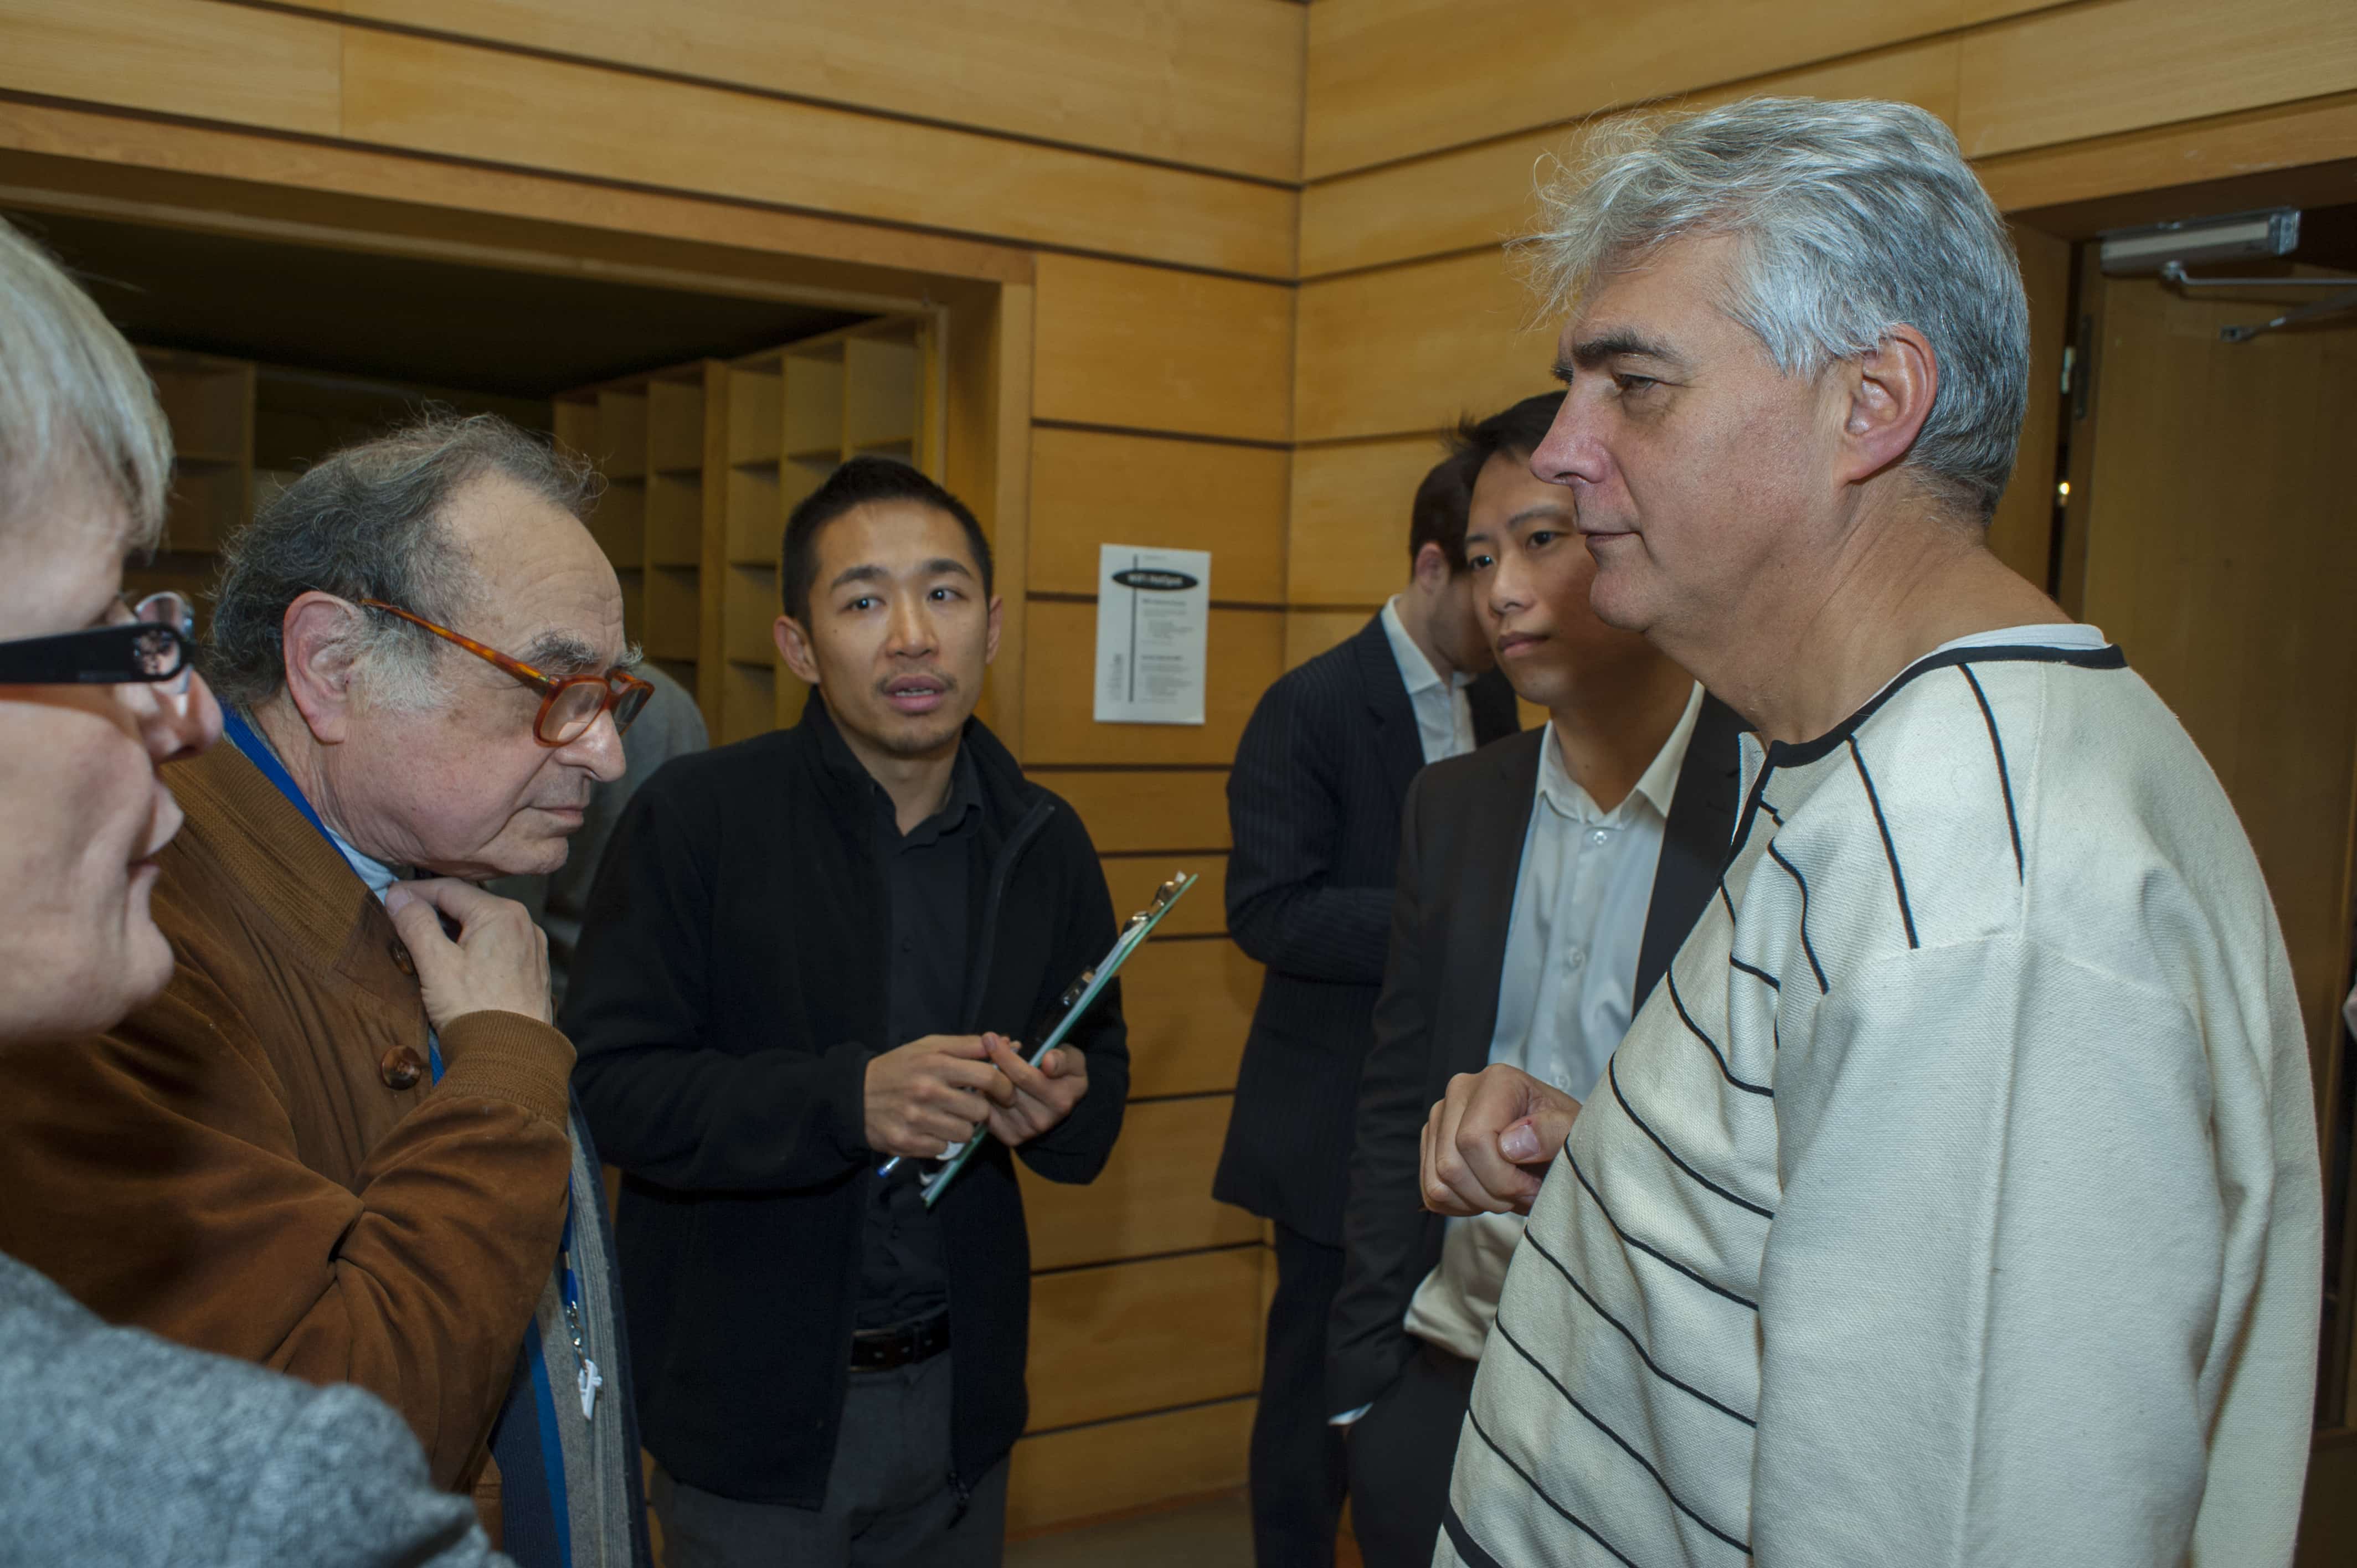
[
  {"left": 1380, "top": 596, "right": 1478, "bottom": 764},
  {"left": 1401, "top": 683, "right": 1705, "bottom": 1364}
]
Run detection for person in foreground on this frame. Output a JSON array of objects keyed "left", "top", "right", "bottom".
[
  {"left": 1329, "top": 391, "right": 1741, "bottom": 1568},
  {"left": 566, "top": 456, "right": 1127, "bottom": 1567},
  {"left": 0, "top": 215, "right": 506, "bottom": 1562},
  {"left": 1216, "top": 444, "right": 1518, "bottom": 1566},
  {"left": 0, "top": 409, "right": 651, "bottom": 1566},
  {"left": 1425, "top": 97, "right": 2320, "bottom": 1567}
]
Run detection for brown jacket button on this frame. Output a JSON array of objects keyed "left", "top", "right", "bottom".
[
  {"left": 388, "top": 941, "right": 416, "bottom": 978},
  {"left": 380, "top": 1045, "right": 426, "bottom": 1091}
]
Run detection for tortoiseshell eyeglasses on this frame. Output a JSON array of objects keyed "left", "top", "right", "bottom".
[{"left": 360, "top": 598, "right": 653, "bottom": 746}]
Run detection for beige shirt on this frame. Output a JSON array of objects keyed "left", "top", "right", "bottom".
[
  {"left": 1443, "top": 629, "right": 2320, "bottom": 1567},
  {"left": 1402, "top": 685, "right": 1702, "bottom": 1363}
]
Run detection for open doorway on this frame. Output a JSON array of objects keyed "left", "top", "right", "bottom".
[
  {"left": 4, "top": 201, "right": 966, "bottom": 747},
  {"left": 2013, "top": 166, "right": 2357, "bottom": 1558}
]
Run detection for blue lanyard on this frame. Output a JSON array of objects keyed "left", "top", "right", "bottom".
[{"left": 221, "top": 708, "right": 442, "bottom": 1084}]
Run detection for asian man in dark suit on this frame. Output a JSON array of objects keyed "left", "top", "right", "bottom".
[
  {"left": 1328, "top": 395, "right": 1743, "bottom": 1568},
  {"left": 1215, "top": 441, "right": 1520, "bottom": 1567}
]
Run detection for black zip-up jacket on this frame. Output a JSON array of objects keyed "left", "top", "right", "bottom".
[{"left": 563, "top": 697, "right": 1128, "bottom": 1505}]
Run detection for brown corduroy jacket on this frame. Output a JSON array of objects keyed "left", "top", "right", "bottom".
[{"left": 0, "top": 737, "right": 576, "bottom": 1500}]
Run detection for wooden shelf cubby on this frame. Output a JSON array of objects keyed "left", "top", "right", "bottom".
[{"left": 553, "top": 312, "right": 940, "bottom": 745}]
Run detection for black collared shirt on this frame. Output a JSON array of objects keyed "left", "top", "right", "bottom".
[{"left": 855, "top": 744, "right": 981, "bottom": 1330}]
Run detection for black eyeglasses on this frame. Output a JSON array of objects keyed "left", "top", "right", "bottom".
[{"left": 0, "top": 592, "right": 196, "bottom": 693}]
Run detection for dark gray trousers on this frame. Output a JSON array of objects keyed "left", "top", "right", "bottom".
[
  {"left": 650, "top": 1352, "right": 1008, "bottom": 1568},
  {"left": 1345, "top": 1338, "right": 1478, "bottom": 1568}
]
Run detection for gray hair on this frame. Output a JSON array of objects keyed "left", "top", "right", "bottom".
[
  {"left": 207, "top": 413, "right": 600, "bottom": 711},
  {"left": 1526, "top": 97, "right": 2029, "bottom": 520},
  {"left": 0, "top": 216, "right": 173, "bottom": 549}
]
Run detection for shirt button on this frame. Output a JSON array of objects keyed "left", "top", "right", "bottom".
[
  {"left": 1566, "top": 948, "right": 1586, "bottom": 968},
  {"left": 388, "top": 940, "right": 416, "bottom": 978},
  {"left": 379, "top": 1045, "right": 427, "bottom": 1091},
  {"left": 1589, "top": 829, "right": 1609, "bottom": 847}
]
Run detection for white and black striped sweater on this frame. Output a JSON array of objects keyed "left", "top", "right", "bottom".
[{"left": 1442, "top": 639, "right": 2320, "bottom": 1568}]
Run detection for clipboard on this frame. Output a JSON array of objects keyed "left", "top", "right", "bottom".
[{"left": 892, "top": 870, "right": 1198, "bottom": 1208}]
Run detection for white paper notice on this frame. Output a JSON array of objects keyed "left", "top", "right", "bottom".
[{"left": 1094, "top": 545, "right": 1210, "bottom": 725}]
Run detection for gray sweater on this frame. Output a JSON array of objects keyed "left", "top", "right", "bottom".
[{"left": 0, "top": 1252, "right": 508, "bottom": 1566}]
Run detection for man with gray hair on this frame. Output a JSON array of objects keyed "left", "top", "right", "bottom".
[
  {"left": 1421, "top": 99, "right": 2318, "bottom": 1566},
  {"left": 0, "top": 212, "right": 512, "bottom": 1565},
  {"left": 0, "top": 413, "right": 653, "bottom": 1567}
]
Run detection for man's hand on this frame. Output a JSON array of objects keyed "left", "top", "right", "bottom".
[
  {"left": 1419, "top": 1064, "right": 1582, "bottom": 1216},
  {"left": 980, "top": 1033, "right": 1089, "bottom": 1148},
  {"left": 864, "top": 1035, "right": 1018, "bottom": 1159},
  {"left": 384, "top": 879, "right": 553, "bottom": 1029}
]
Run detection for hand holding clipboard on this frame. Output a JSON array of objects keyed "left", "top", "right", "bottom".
[{"left": 878, "top": 870, "right": 1198, "bottom": 1207}]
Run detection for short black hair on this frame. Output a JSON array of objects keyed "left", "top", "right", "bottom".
[
  {"left": 780, "top": 455, "right": 993, "bottom": 622},
  {"left": 1448, "top": 390, "right": 1566, "bottom": 503},
  {"left": 1407, "top": 450, "right": 1479, "bottom": 574}
]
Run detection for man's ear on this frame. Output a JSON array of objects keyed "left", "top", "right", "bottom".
[
  {"left": 279, "top": 592, "right": 369, "bottom": 744},
  {"left": 984, "top": 594, "right": 1003, "bottom": 667},
  {"left": 774, "top": 613, "right": 822, "bottom": 686},
  {"left": 1835, "top": 324, "right": 1939, "bottom": 488},
  {"left": 1411, "top": 540, "right": 1453, "bottom": 595}
]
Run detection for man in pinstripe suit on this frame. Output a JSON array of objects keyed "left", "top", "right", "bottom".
[{"left": 1216, "top": 443, "right": 1520, "bottom": 1567}]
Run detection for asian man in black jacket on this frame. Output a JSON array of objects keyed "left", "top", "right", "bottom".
[
  {"left": 565, "top": 457, "right": 1126, "bottom": 1568},
  {"left": 1214, "top": 443, "right": 1520, "bottom": 1566}
]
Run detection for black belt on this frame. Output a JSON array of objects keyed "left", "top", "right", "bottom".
[{"left": 850, "top": 1311, "right": 950, "bottom": 1372}]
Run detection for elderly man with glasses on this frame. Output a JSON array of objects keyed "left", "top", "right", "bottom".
[
  {"left": 0, "top": 414, "right": 652, "bottom": 1568},
  {"left": 0, "top": 215, "right": 518, "bottom": 1562}
]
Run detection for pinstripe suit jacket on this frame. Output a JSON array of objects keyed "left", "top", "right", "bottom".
[{"left": 1213, "top": 613, "right": 1519, "bottom": 1246}]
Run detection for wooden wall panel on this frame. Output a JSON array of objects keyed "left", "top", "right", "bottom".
[
  {"left": 1302, "top": 0, "right": 2030, "bottom": 179},
  {"left": 0, "top": 0, "right": 341, "bottom": 137},
  {"left": 1102, "top": 855, "right": 1228, "bottom": 937},
  {"left": 1021, "top": 602, "right": 1283, "bottom": 766},
  {"left": 1957, "top": 0, "right": 2357, "bottom": 160},
  {"left": 1020, "top": 1096, "right": 1260, "bottom": 1270},
  {"left": 1296, "top": 249, "right": 1558, "bottom": 443},
  {"left": 1032, "top": 255, "right": 1295, "bottom": 441},
  {"left": 1298, "top": 37, "right": 1963, "bottom": 278},
  {"left": 1978, "top": 92, "right": 2357, "bottom": 219},
  {"left": 1028, "top": 428, "right": 1289, "bottom": 603},
  {"left": 1289, "top": 437, "right": 1447, "bottom": 605},
  {"left": 1121, "top": 940, "right": 1262, "bottom": 1098},
  {"left": 1007, "top": 1396, "right": 1256, "bottom": 1535},
  {"left": 1285, "top": 608, "right": 1375, "bottom": 672},
  {"left": 1025, "top": 1248, "right": 1263, "bottom": 1430},
  {"left": 334, "top": 0, "right": 1308, "bottom": 181},
  {"left": 1048, "top": 770, "right": 1233, "bottom": 853},
  {"left": 337, "top": 29, "right": 1295, "bottom": 278}
]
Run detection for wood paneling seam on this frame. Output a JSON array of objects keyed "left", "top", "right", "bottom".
[
  {"left": 0, "top": 84, "right": 1291, "bottom": 283},
  {"left": 1302, "top": 2, "right": 2085, "bottom": 182},
  {"left": 220, "top": 0, "right": 1305, "bottom": 192},
  {"left": 1022, "top": 1390, "right": 1257, "bottom": 1441}
]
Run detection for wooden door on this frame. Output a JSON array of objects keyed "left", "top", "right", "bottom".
[
  {"left": 2057, "top": 259, "right": 2357, "bottom": 1453},
  {"left": 2062, "top": 264, "right": 2357, "bottom": 1104}
]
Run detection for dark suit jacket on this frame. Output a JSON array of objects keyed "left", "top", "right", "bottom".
[
  {"left": 1327, "top": 693, "right": 1745, "bottom": 1411},
  {"left": 1214, "top": 613, "right": 1519, "bottom": 1246}
]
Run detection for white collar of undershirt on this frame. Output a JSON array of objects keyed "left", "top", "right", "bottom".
[
  {"left": 1382, "top": 595, "right": 1474, "bottom": 696},
  {"left": 239, "top": 709, "right": 406, "bottom": 898},
  {"left": 1536, "top": 682, "right": 1705, "bottom": 826}
]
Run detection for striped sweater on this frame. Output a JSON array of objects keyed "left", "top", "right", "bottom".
[{"left": 1442, "top": 637, "right": 2321, "bottom": 1567}]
